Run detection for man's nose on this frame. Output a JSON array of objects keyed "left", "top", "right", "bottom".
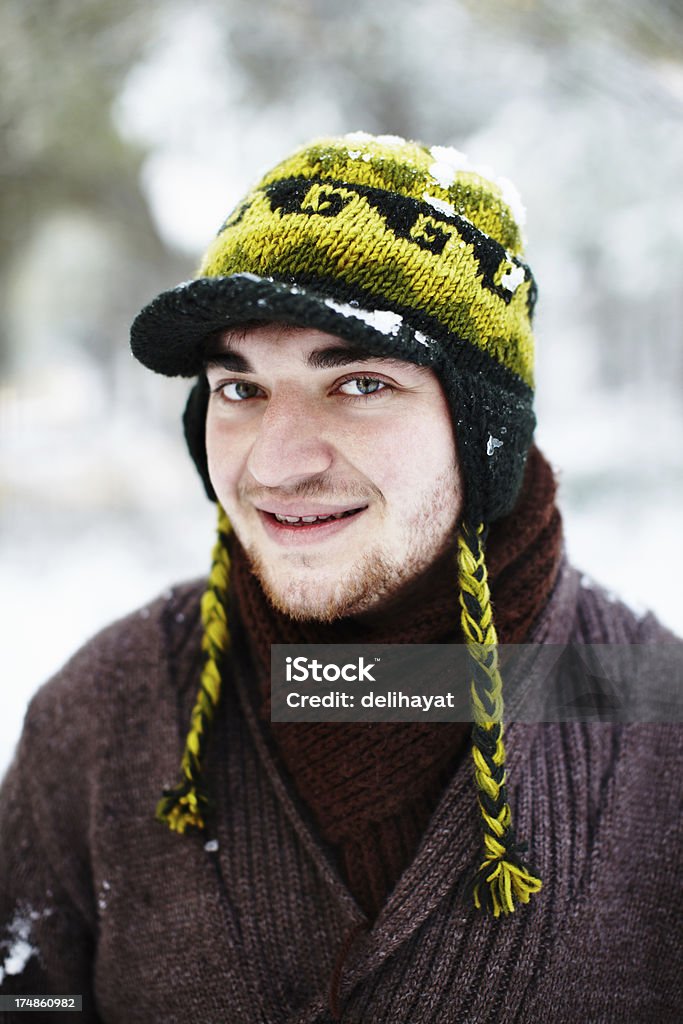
[{"left": 246, "top": 393, "right": 335, "bottom": 488}]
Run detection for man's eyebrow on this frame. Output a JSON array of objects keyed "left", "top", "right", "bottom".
[
  {"left": 307, "top": 345, "right": 421, "bottom": 370},
  {"left": 204, "top": 351, "right": 253, "bottom": 373}
]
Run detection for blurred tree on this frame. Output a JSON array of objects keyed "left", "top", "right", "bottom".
[
  {"left": 0, "top": 0, "right": 182, "bottom": 372},
  {"left": 460, "top": 0, "right": 683, "bottom": 65},
  {"left": 198, "top": 0, "right": 683, "bottom": 132}
]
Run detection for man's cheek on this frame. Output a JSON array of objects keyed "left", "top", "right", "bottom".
[
  {"left": 377, "top": 453, "right": 440, "bottom": 494},
  {"left": 206, "top": 433, "right": 242, "bottom": 490}
]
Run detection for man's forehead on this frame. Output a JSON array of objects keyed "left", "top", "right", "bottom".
[{"left": 207, "top": 323, "right": 432, "bottom": 374}]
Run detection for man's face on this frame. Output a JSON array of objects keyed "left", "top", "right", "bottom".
[{"left": 204, "top": 324, "right": 463, "bottom": 622}]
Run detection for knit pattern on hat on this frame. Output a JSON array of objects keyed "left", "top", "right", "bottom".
[{"left": 199, "top": 135, "right": 535, "bottom": 387}]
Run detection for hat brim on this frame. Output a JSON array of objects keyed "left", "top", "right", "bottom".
[{"left": 130, "top": 273, "right": 440, "bottom": 378}]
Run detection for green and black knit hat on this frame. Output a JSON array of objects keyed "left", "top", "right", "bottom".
[{"left": 131, "top": 132, "right": 541, "bottom": 917}]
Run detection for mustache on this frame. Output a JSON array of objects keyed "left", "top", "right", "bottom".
[{"left": 239, "top": 473, "right": 385, "bottom": 507}]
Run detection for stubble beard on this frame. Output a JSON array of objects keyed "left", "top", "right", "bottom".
[{"left": 242, "top": 469, "right": 461, "bottom": 623}]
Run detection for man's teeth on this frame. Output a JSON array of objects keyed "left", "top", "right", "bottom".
[{"left": 273, "top": 510, "right": 357, "bottom": 524}]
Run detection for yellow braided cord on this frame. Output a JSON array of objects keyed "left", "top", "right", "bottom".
[
  {"left": 156, "top": 505, "right": 232, "bottom": 834},
  {"left": 458, "top": 522, "right": 542, "bottom": 916}
]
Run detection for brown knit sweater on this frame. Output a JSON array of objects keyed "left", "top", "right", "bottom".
[
  {"left": 0, "top": 561, "right": 681, "bottom": 1022},
  {"left": 232, "top": 445, "right": 563, "bottom": 917}
]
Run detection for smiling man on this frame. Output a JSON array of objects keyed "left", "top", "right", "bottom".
[
  {"left": 204, "top": 324, "right": 462, "bottom": 622},
  {"left": 0, "top": 133, "right": 680, "bottom": 1023}
]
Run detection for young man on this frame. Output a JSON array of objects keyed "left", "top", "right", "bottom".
[{"left": 1, "top": 134, "right": 680, "bottom": 1022}]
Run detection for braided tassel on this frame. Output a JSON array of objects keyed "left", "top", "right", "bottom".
[
  {"left": 156, "top": 505, "right": 232, "bottom": 834},
  {"left": 457, "top": 521, "right": 542, "bottom": 916}
]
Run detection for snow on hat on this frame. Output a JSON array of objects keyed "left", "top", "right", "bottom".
[{"left": 131, "top": 132, "right": 542, "bottom": 917}]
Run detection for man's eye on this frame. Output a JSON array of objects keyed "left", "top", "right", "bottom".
[
  {"left": 338, "top": 377, "right": 387, "bottom": 397},
  {"left": 216, "top": 381, "right": 262, "bottom": 401}
]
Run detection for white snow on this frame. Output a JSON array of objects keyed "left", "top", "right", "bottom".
[
  {"left": 429, "top": 145, "right": 471, "bottom": 168},
  {"left": 487, "top": 434, "right": 504, "bottom": 456},
  {"left": 428, "top": 162, "right": 456, "bottom": 189},
  {"left": 343, "top": 131, "right": 407, "bottom": 147},
  {"left": 428, "top": 147, "right": 526, "bottom": 227},
  {"left": 204, "top": 838, "right": 220, "bottom": 852},
  {"left": 375, "top": 134, "right": 407, "bottom": 146},
  {"left": 343, "top": 131, "right": 375, "bottom": 143},
  {"left": 234, "top": 271, "right": 263, "bottom": 284},
  {"left": 347, "top": 150, "right": 361, "bottom": 159},
  {"left": 413, "top": 330, "right": 433, "bottom": 348},
  {"left": 500, "top": 263, "right": 526, "bottom": 293},
  {"left": 422, "top": 193, "right": 456, "bottom": 218},
  {"left": 0, "top": 907, "right": 51, "bottom": 984},
  {"left": 496, "top": 176, "right": 527, "bottom": 228},
  {"left": 323, "top": 299, "right": 403, "bottom": 336},
  {"left": 0, "top": 939, "right": 34, "bottom": 981},
  {"left": 97, "top": 880, "right": 111, "bottom": 912},
  {"left": 428, "top": 145, "right": 471, "bottom": 187}
]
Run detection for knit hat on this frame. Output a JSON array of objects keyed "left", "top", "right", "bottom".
[{"left": 130, "top": 132, "right": 541, "bottom": 917}]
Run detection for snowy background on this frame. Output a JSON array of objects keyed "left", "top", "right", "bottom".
[{"left": 1, "top": 0, "right": 682, "bottom": 776}]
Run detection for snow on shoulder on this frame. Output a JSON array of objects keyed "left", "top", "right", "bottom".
[{"left": 0, "top": 905, "right": 53, "bottom": 984}]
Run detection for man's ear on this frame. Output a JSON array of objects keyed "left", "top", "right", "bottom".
[{"left": 183, "top": 375, "right": 217, "bottom": 502}]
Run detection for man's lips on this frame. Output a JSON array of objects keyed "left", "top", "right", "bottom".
[
  {"left": 257, "top": 502, "right": 368, "bottom": 518},
  {"left": 256, "top": 505, "right": 368, "bottom": 542}
]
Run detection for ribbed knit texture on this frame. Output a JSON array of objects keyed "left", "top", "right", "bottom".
[
  {"left": 0, "top": 562, "right": 680, "bottom": 1021},
  {"left": 230, "top": 446, "right": 562, "bottom": 918}
]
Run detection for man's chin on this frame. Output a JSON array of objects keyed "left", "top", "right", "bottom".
[
  {"left": 246, "top": 548, "right": 396, "bottom": 623},
  {"left": 257, "top": 574, "right": 377, "bottom": 623}
]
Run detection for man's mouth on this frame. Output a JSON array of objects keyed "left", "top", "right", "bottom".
[
  {"left": 255, "top": 504, "right": 369, "bottom": 544},
  {"left": 270, "top": 508, "right": 365, "bottom": 526}
]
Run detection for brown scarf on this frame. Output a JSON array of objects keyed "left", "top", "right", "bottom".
[{"left": 229, "top": 445, "right": 562, "bottom": 918}]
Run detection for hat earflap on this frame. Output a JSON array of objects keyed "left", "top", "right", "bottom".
[
  {"left": 183, "top": 375, "right": 216, "bottom": 502},
  {"left": 457, "top": 520, "right": 542, "bottom": 915}
]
